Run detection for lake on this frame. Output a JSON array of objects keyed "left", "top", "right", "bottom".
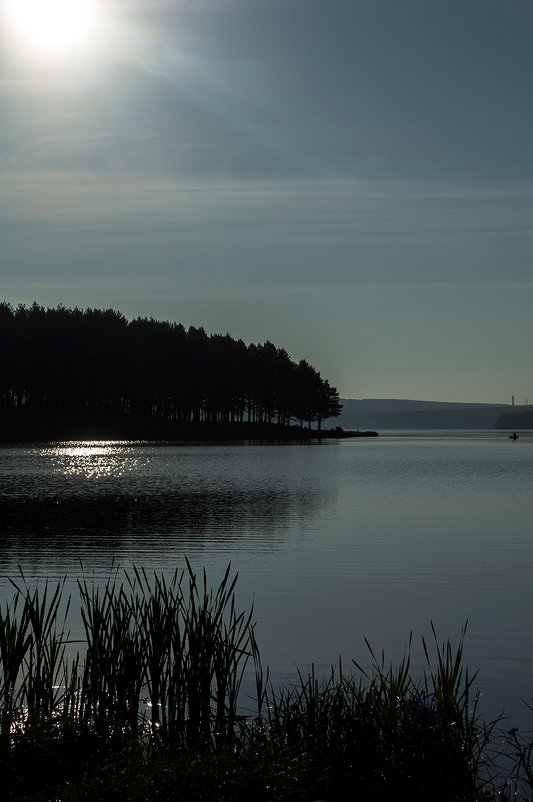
[{"left": 1, "top": 431, "right": 532, "bottom": 729}]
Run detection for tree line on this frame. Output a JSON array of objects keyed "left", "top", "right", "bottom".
[
  {"left": 494, "top": 409, "right": 533, "bottom": 429},
  {"left": 0, "top": 302, "right": 341, "bottom": 437}
]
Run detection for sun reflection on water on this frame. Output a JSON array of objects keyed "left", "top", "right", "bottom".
[{"left": 43, "top": 440, "right": 140, "bottom": 479}]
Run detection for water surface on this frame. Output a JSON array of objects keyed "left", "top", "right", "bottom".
[{"left": 1, "top": 431, "right": 532, "bottom": 727}]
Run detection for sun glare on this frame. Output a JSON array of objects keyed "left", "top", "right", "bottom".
[{"left": 3, "top": 0, "right": 101, "bottom": 57}]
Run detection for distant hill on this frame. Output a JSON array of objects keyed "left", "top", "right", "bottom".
[{"left": 326, "top": 399, "right": 517, "bottom": 429}]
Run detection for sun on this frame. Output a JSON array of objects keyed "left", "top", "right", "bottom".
[{"left": 2, "top": 0, "right": 102, "bottom": 57}]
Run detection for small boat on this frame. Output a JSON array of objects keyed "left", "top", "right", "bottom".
[{"left": 509, "top": 432, "right": 519, "bottom": 440}]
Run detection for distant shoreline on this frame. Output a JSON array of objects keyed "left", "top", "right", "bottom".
[{"left": 327, "top": 398, "right": 529, "bottom": 430}]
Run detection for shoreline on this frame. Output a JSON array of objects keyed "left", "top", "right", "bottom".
[{"left": 0, "top": 415, "right": 378, "bottom": 443}]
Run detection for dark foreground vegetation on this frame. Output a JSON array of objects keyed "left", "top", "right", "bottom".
[
  {"left": 1, "top": 564, "right": 532, "bottom": 801},
  {"left": 0, "top": 302, "right": 342, "bottom": 441}
]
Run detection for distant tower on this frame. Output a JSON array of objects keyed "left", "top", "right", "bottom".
[{"left": 512, "top": 395, "right": 515, "bottom": 407}]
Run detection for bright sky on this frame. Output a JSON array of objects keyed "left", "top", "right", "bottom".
[{"left": 1, "top": 0, "right": 532, "bottom": 404}]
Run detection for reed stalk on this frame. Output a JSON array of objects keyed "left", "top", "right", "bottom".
[{"left": 0, "top": 566, "right": 512, "bottom": 801}]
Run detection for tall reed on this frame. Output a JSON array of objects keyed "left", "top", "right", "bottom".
[
  {"left": 76, "top": 560, "right": 259, "bottom": 748},
  {"left": 0, "top": 573, "right": 73, "bottom": 742},
  {"left": 258, "top": 627, "right": 497, "bottom": 800},
  {"left": 0, "top": 566, "right": 512, "bottom": 801},
  {"left": 0, "top": 562, "right": 259, "bottom": 750}
]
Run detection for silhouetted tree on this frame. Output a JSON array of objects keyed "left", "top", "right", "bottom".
[{"left": 0, "top": 302, "right": 342, "bottom": 438}]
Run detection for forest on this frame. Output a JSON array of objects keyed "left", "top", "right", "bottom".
[
  {"left": 0, "top": 302, "right": 341, "bottom": 440},
  {"left": 494, "top": 409, "right": 533, "bottom": 429}
]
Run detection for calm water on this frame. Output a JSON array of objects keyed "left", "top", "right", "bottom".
[{"left": 1, "top": 431, "right": 532, "bottom": 727}]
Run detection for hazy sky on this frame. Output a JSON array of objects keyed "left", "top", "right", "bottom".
[{"left": 1, "top": 0, "right": 532, "bottom": 403}]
